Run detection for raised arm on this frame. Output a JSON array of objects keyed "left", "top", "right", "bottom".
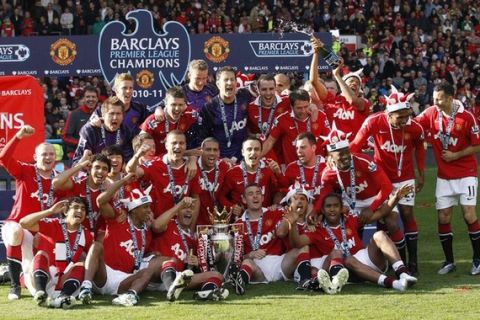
[
  {"left": 0, "top": 125, "right": 35, "bottom": 175},
  {"left": 260, "top": 135, "right": 277, "bottom": 159},
  {"left": 151, "top": 197, "right": 196, "bottom": 234},
  {"left": 309, "top": 37, "right": 328, "bottom": 101},
  {"left": 332, "top": 58, "right": 366, "bottom": 111},
  {"left": 96, "top": 173, "right": 135, "bottom": 219},
  {"left": 52, "top": 150, "right": 92, "bottom": 191},
  {"left": 285, "top": 206, "right": 312, "bottom": 248},
  {"left": 125, "top": 144, "right": 148, "bottom": 177},
  {"left": 20, "top": 200, "right": 68, "bottom": 232}
]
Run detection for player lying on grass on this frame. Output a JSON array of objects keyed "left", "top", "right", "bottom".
[
  {"left": 151, "top": 197, "right": 229, "bottom": 301},
  {"left": 287, "top": 184, "right": 417, "bottom": 294},
  {"left": 20, "top": 197, "right": 93, "bottom": 309},
  {"left": 77, "top": 175, "right": 188, "bottom": 307}
]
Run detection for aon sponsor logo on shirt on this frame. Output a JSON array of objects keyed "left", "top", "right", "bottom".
[
  {"left": 380, "top": 140, "right": 407, "bottom": 153},
  {"left": 333, "top": 109, "right": 354, "bottom": 120},
  {"left": 230, "top": 119, "right": 247, "bottom": 133},
  {"left": 347, "top": 180, "right": 368, "bottom": 194}
]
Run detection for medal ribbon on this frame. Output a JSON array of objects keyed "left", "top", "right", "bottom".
[
  {"left": 323, "top": 217, "right": 350, "bottom": 257},
  {"left": 245, "top": 211, "right": 264, "bottom": 251},
  {"left": 60, "top": 219, "right": 83, "bottom": 263},
  {"left": 127, "top": 215, "right": 146, "bottom": 271}
]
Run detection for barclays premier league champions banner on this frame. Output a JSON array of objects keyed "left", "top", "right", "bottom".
[
  {"left": 0, "top": 9, "right": 332, "bottom": 108},
  {"left": 98, "top": 10, "right": 191, "bottom": 108}
]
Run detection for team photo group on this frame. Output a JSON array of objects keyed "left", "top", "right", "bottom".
[{"left": 1, "top": 35, "right": 479, "bottom": 310}]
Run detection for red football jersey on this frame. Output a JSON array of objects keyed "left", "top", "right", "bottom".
[
  {"left": 247, "top": 96, "right": 291, "bottom": 162},
  {"left": 141, "top": 155, "right": 201, "bottom": 218},
  {"left": 281, "top": 156, "right": 326, "bottom": 212},
  {"left": 320, "top": 153, "right": 393, "bottom": 211},
  {"left": 139, "top": 108, "right": 197, "bottom": 156},
  {"left": 415, "top": 105, "right": 480, "bottom": 179},
  {"left": 350, "top": 112, "right": 425, "bottom": 183},
  {"left": 0, "top": 137, "right": 58, "bottom": 222},
  {"left": 38, "top": 218, "right": 93, "bottom": 274},
  {"left": 324, "top": 93, "right": 370, "bottom": 139},
  {"left": 65, "top": 176, "right": 103, "bottom": 233},
  {"left": 236, "top": 208, "right": 286, "bottom": 255},
  {"left": 306, "top": 214, "right": 363, "bottom": 256},
  {"left": 269, "top": 110, "right": 330, "bottom": 165},
  {"left": 218, "top": 160, "right": 278, "bottom": 209},
  {"left": 152, "top": 219, "right": 196, "bottom": 263},
  {"left": 103, "top": 218, "right": 153, "bottom": 274},
  {"left": 197, "top": 159, "right": 229, "bottom": 226}
]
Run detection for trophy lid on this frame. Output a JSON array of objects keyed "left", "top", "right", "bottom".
[{"left": 208, "top": 206, "right": 232, "bottom": 225}]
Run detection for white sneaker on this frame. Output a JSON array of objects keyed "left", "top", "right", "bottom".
[
  {"left": 112, "top": 292, "right": 139, "bottom": 307},
  {"left": 166, "top": 270, "right": 194, "bottom": 302},
  {"left": 331, "top": 268, "right": 349, "bottom": 293},
  {"left": 194, "top": 288, "right": 229, "bottom": 301},
  {"left": 399, "top": 272, "right": 417, "bottom": 286},
  {"left": 33, "top": 290, "right": 47, "bottom": 306},
  {"left": 470, "top": 259, "right": 480, "bottom": 275},
  {"left": 437, "top": 262, "right": 456, "bottom": 275},
  {"left": 392, "top": 278, "right": 408, "bottom": 292},
  {"left": 48, "top": 295, "right": 76, "bottom": 309},
  {"left": 317, "top": 269, "right": 333, "bottom": 294}
]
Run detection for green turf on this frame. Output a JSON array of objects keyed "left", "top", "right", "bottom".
[{"left": 0, "top": 167, "right": 479, "bottom": 319}]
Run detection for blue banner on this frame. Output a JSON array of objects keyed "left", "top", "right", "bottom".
[{"left": 0, "top": 9, "right": 332, "bottom": 108}]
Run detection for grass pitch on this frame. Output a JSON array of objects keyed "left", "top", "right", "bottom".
[{"left": 0, "top": 167, "right": 479, "bottom": 319}]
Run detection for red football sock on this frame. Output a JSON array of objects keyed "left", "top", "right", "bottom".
[
  {"left": 403, "top": 219, "right": 418, "bottom": 235},
  {"left": 6, "top": 244, "right": 22, "bottom": 262}
]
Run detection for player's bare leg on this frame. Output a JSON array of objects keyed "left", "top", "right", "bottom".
[
  {"left": 383, "top": 209, "right": 407, "bottom": 264},
  {"left": 367, "top": 231, "right": 416, "bottom": 286},
  {"left": 461, "top": 205, "right": 480, "bottom": 275},
  {"left": 398, "top": 204, "right": 418, "bottom": 274},
  {"left": 344, "top": 255, "right": 407, "bottom": 292},
  {"left": 437, "top": 207, "right": 456, "bottom": 274}
]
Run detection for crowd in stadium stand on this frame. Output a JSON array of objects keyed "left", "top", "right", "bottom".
[{"left": 0, "top": 0, "right": 479, "bottom": 154}]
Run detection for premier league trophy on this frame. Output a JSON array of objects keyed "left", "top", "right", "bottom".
[{"left": 196, "top": 207, "right": 244, "bottom": 278}]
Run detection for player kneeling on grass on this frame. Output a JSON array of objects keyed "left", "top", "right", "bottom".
[
  {"left": 230, "top": 184, "right": 311, "bottom": 294},
  {"left": 287, "top": 185, "right": 417, "bottom": 293},
  {"left": 151, "top": 197, "right": 228, "bottom": 301},
  {"left": 77, "top": 174, "right": 182, "bottom": 307},
  {"left": 19, "top": 197, "right": 93, "bottom": 309}
]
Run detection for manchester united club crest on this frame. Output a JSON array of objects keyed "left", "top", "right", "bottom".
[
  {"left": 204, "top": 36, "right": 230, "bottom": 63},
  {"left": 455, "top": 123, "right": 462, "bottom": 131},
  {"left": 356, "top": 171, "right": 362, "bottom": 177},
  {"left": 405, "top": 133, "right": 410, "bottom": 140},
  {"left": 50, "top": 38, "right": 77, "bottom": 65},
  {"left": 136, "top": 69, "right": 155, "bottom": 89},
  {"left": 346, "top": 228, "right": 352, "bottom": 236}
]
